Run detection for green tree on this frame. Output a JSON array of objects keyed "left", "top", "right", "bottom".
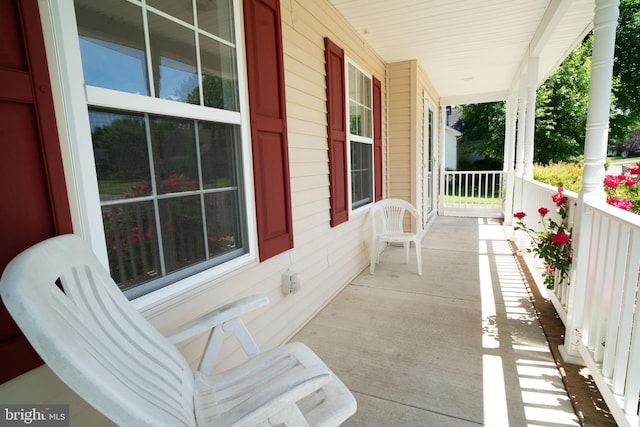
[
  {"left": 454, "top": 102, "right": 506, "bottom": 164},
  {"left": 534, "top": 36, "right": 592, "bottom": 164},
  {"left": 92, "top": 115, "right": 148, "bottom": 181},
  {"left": 611, "top": 0, "right": 640, "bottom": 141}
]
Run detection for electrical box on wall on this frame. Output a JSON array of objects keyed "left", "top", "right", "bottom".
[{"left": 281, "top": 270, "right": 300, "bottom": 294}]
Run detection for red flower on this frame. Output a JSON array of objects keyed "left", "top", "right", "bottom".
[
  {"left": 629, "top": 166, "right": 640, "bottom": 174},
  {"left": 625, "top": 178, "right": 638, "bottom": 186},
  {"left": 551, "top": 188, "right": 567, "bottom": 207},
  {"left": 514, "top": 212, "right": 526, "bottom": 219},
  {"left": 538, "top": 207, "right": 549, "bottom": 216},
  {"left": 608, "top": 197, "right": 633, "bottom": 211},
  {"left": 545, "top": 264, "right": 557, "bottom": 274},
  {"left": 604, "top": 175, "right": 620, "bottom": 188},
  {"left": 551, "top": 233, "right": 570, "bottom": 245},
  {"left": 130, "top": 227, "right": 140, "bottom": 244}
]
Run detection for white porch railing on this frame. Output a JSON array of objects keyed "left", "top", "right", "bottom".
[
  {"left": 515, "top": 178, "right": 640, "bottom": 427},
  {"left": 441, "top": 171, "right": 504, "bottom": 217},
  {"left": 579, "top": 200, "right": 640, "bottom": 427},
  {"left": 514, "top": 178, "right": 578, "bottom": 323}
]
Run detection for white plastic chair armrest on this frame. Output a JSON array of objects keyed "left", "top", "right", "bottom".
[{"left": 167, "top": 294, "right": 269, "bottom": 345}]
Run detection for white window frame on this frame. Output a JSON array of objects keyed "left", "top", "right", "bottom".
[
  {"left": 44, "top": 0, "right": 257, "bottom": 310},
  {"left": 423, "top": 96, "right": 436, "bottom": 224},
  {"left": 345, "top": 57, "right": 374, "bottom": 214}
]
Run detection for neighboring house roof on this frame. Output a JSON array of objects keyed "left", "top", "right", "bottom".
[
  {"left": 329, "top": 0, "right": 594, "bottom": 105},
  {"left": 446, "top": 126, "right": 462, "bottom": 137}
]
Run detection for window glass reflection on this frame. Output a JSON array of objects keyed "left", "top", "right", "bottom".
[
  {"left": 199, "top": 122, "right": 239, "bottom": 189},
  {"left": 348, "top": 64, "right": 372, "bottom": 138},
  {"left": 89, "top": 109, "right": 151, "bottom": 201},
  {"left": 199, "top": 36, "right": 239, "bottom": 110},
  {"left": 147, "top": 0, "right": 193, "bottom": 25},
  {"left": 204, "top": 191, "right": 241, "bottom": 258},
  {"left": 75, "top": 0, "right": 149, "bottom": 95},
  {"left": 197, "top": 0, "right": 235, "bottom": 43},
  {"left": 351, "top": 141, "right": 373, "bottom": 208},
  {"left": 148, "top": 12, "right": 199, "bottom": 103},
  {"left": 103, "top": 201, "right": 161, "bottom": 291},
  {"left": 149, "top": 117, "right": 199, "bottom": 194},
  {"left": 159, "top": 196, "right": 206, "bottom": 273}
]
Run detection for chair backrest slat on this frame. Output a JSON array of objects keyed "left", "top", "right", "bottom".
[{"left": 371, "top": 198, "right": 419, "bottom": 235}]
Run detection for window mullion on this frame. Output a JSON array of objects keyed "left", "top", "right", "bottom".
[
  {"left": 192, "top": 0, "right": 205, "bottom": 107},
  {"left": 194, "top": 120, "right": 210, "bottom": 260},
  {"left": 144, "top": 114, "right": 166, "bottom": 277},
  {"left": 141, "top": 2, "right": 155, "bottom": 98}
]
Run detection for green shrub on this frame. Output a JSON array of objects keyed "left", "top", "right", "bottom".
[{"left": 533, "top": 162, "right": 583, "bottom": 192}]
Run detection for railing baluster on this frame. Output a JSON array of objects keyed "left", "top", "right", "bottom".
[
  {"left": 603, "top": 224, "right": 629, "bottom": 377},
  {"left": 585, "top": 214, "right": 604, "bottom": 352},
  {"left": 483, "top": 172, "right": 488, "bottom": 207},
  {"left": 469, "top": 172, "right": 473, "bottom": 207},
  {"left": 594, "top": 219, "right": 619, "bottom": 363},
  {"left": 457, "top": 172, "right": 462, "bottom": 208},
  {"left": 623, "top": 268, "right": 640, "bottom": 415},
  {"left": 613, "top": 231, "right": 640, "bottom": 395},
  {"left": 111, "top": 209, "right": 127, "bottom": 284}
]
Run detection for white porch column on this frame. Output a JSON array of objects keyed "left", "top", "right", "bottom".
[
  {"left": 523, "top": 58, "right": 538, "bottom": 179},
  {"left": 562, "top": 0, "right": 619, "bottom": 361},
  {"left": 514, "top": 75, "right": 527, "bottom": 178},
  {"left": 437, "top": 105, "right": 447, "bottom": 216},
  {"left": 513, "top": 75, "right": 527, "bottom": 215},
  {"left": 503, "top": 94, "right": 518, "bottom": 225}
]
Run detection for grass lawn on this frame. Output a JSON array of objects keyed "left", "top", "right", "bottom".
[
  {"left": 443, "top": 194, "right": 503, "bottom": 205},
  {"left": 608, "top": 156, "right": 640, "bottom": 166},
  {"left": 98, "top": 180, "right": 139, "bottom": 195}
]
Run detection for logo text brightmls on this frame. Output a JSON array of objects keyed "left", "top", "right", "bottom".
[{"left": 0, "top": 405, "right": 68, "bottom": 427}]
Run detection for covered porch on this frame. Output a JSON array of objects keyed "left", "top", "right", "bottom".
[
  {"left": 294, "top": 215, "right": 590, "bottom": 426},
  {"left": 0, "top": 214, "right": 605, "bottom": 426},
  {"left": 2, "top": 0, "right": 638, "bottom": 425}
]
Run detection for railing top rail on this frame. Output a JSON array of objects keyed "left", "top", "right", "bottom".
[
  {"left": 444, "top": 170, "right": 505, "bottom": 174},
  {"left": 585, "top": 198, "right": 640, "bottom": 232},
  {"left": 519, "top": 176, "right": 579, "bottom": 201}
]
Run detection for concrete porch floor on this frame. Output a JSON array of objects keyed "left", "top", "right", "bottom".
[{"left": 293, "top": 216, "right": 581, "bottom": 426}]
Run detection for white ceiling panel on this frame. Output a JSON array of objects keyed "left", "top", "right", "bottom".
[{"left": 328, "top": 0, "right": 595, "bottom": 105}]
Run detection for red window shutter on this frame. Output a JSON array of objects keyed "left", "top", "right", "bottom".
[
  {"left": 373, "top": 76, "right": 383, "bottom": 201},
  {"left": 243, "top": 0, "right": 294, "bottom": 261},
  {"left": 0, "top": 0, "right": 73, "bottom": 383},
  {"left": 324, "top": 38, "right": 348, "bottom": 226}
]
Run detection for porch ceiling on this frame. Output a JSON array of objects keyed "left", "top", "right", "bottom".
[{"left": 328, "top": 0, "right": 595, "bottom": 105}]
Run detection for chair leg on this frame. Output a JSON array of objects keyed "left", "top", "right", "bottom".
[
  {"left": 404, "top": 242, "right": 409, "bottom": 264},
  {"left": 370, "top": 238, "right": 378, "bottom": 274},
  {"left": 415, "top": 238, "right": 422, "bottom": 275}
]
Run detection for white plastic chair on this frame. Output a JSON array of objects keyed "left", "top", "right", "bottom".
[
  {"left": 0, "top": 234, "right": 356, "bottom": 426},
  {"left": 369, "top": 198, "right": 423, "bottom": 275}
]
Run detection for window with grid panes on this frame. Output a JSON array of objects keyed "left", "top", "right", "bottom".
[
  {"left": 75, "top": 0, "right": 247, "bottom": 297},
  {"left": 347, "top": 61, "right": 373, "bottom": 210}
]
